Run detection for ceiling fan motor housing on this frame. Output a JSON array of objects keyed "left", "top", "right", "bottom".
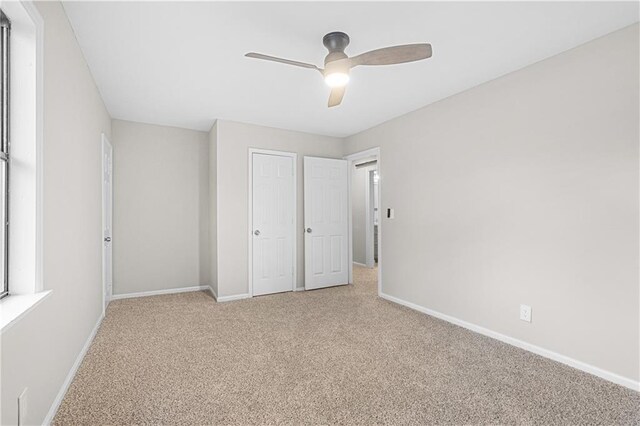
[
  {"left": 323, "top": 32, "right": 350, "bottom": 65},
  {"left": 323, "top": 32, "right": 350, "bottom": 52}
]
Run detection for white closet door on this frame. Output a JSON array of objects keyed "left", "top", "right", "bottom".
[
  {"left": 102, "top": 135, "right": 113, "bottom": 309},
  {"left": 252, "top": 153, "right": 294, "bottom": 296},
  {"left": 303, "top": 156, "right": 349, "bottom": 290}
]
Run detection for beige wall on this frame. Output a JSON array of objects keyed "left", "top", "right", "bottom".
[
  {"left": 208, "top": 121, "right": 218, "bottom": 296},
  {"left": 345, "top": 24, "right": 639, "bottom": 382},
  {"left": 0, "top": 2, "right": 112, "bottom": 424},
  {"left": 216, "top": 120, "right": 344, "bottom": 297},
  {"left": 111, "top": 120, "right": 209, "bottom": 295}
]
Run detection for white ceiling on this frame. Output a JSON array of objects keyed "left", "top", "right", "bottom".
[{"left": 63, "top": 2, "right": 639, "bottom": 137}]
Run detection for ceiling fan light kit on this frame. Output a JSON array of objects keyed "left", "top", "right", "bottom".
[
  {"left": 324, "top": 72, "right": 350, "bottom": 88},
  {"left": 246, "top": 31, "right": 432, "bottom": 107}
]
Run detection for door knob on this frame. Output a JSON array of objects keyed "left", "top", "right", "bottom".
[
  {"left": 104, "top": 237, "right": 111, "bottom": 242},
  {"left": 306, "top": 228, "right": 312, "bottom": 233},
  {"left": 254, "top": 230, "right": 260, "bottom": 236}
]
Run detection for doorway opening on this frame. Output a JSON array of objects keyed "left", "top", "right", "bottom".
[{"left": 345, "top": 148, "right": 381, "bottom": 296}]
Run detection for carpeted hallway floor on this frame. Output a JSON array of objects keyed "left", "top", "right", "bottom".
[{"left": 54, "top": 265, "right": 639, "bottom": 425}]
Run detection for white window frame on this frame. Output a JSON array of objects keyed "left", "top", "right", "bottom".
[{"left": 0, "top": 0, "right": 48, "bottom": 333}]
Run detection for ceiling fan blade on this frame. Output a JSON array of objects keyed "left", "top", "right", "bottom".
[
  {"left": 245, "top": 52, "right": 321, "bottom": 72},
  {"left": 350, "top": 43, "right": 432, "bottom": 67},
  {"left": 328, "top": 86, "right": 346, "bottom": 108}
]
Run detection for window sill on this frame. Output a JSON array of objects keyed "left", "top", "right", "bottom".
[{"left": 0, "top": 290, "right": 52, "bottom": 334}]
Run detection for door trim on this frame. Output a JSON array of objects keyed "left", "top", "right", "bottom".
[
  {"left": 101, "top": 133, "right": 113, "bottom": 315},
  {"left": 247, "top": 148, "right": 297, "bottom": 298},
  {"left": 365, "top": 169, "right": 376, "bottom": 268},
  {"left": 344, "top": 147, "right": 382, "bottom": 297}
]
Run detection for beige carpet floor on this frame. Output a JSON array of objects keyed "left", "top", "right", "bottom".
[{"left": 54, "top": 265, "right": 639, "bottom": 425}]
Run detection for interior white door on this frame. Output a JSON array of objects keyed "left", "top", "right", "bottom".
[
  {"left": 304, "top": 157, "right": 349, "bottom": 290},
  {"left": 252, "top": 153, "right": 295, "bottom": 296},
  {"left": 102, "top": 135, "right": 113, "bottom": 309}
]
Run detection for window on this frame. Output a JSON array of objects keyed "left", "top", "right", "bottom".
[
  {"left": 0, "top": 2, "right": 48, "bottom": 331},
  {"left": 0, "top": 10, "right": 9, "bottom": 299}
]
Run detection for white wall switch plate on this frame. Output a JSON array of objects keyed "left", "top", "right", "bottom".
[{"left": 520, "top": 304, "right": 532, "bottom": 322}]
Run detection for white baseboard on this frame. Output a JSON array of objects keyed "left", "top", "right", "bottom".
[
  {"left": 216, "top": 293, "right": 251, "bottom": 303},
  {"left": 379, "top": 292, "right": 640, "bottom": 392},
  {"left": 43, "top": 312, "right": 104, "bottom": 425},
  {"left": 353, "top": 262, "right": 367, "bottom": 267},
  {"left": 110, "top": 285, "right": 210, "bottom": 300},
  {"left": 294, "top": 286, "right": 305, "bottom": 292},
  {"left": 207, "top": 285, "right": 218, "bottom": 300}
]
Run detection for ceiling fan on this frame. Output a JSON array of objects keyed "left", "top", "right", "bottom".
[{"left": 245, "top": 32, "right": 432, "bottom": 107}]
